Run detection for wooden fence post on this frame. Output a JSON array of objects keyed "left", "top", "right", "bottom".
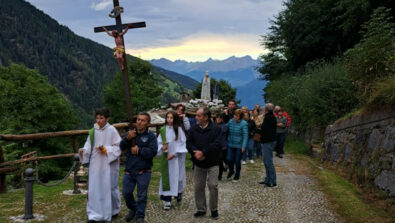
[
  {"left": 71, "top": 136, "right": 79, "bottom": 153},
  {"left": 0, "top": 145, "right": 6, "bottom": 193}
]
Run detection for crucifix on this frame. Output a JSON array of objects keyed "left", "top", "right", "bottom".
[{"left": 94, "top": 0, "right": 145, "bottom": 125}]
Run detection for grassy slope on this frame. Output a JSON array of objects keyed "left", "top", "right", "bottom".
[{"left": 285, "top": 136, "right": 395, "bottom": 223}]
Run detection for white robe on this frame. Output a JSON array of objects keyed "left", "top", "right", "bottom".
[
  {"left": 80, "top": 123, "right": 122, "bottom": 221},
  {"left": 157, "top": 125, "right": 188, "bottom": 196}
]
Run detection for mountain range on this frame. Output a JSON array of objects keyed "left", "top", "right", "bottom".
[{"left": 151, "top": 56, "right": 267, "bottom": 108}]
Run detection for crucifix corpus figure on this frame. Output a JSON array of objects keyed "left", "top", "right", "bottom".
[
  {"left": 94, "top": 0, "right": 146, "bottom": 122},
  {"left": 103, "top": 26, "right": 129, "bottom": 70}
]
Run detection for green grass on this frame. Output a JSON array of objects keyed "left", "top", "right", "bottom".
[
  {"left": 335, "top": 108, "right": 362, "bottom": 123},
  {"left": 311, "top": 162, "right": 394, "bottom": 223},
  {"left": 285, "top": 137, "right": 394, "bottom": 223},
  {"left": 284, "top": 135, "right": 309, "bottom": 155}
]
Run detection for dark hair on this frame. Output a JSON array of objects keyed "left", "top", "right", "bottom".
[
  {"left": 202, "top": 107, "right": 211, "bottom": 121},
  {"left": 176, "top": 104, "right": 186, "bottom": 113},
  {"left": 228, "top": 100, "right": 236, "bottom": 104},
  {"left": 96, "top": 108, "right": 110, "bottom": 118},
  {"left": 138, "top": 112, "right": 151, "bottom": 123},
  {"left": 165, "top": 111, "right": 183, "bottom": 141},
  {"left": 216, "top": 112, "right": 225, "bottom": 120},
  {"left": 234, "top": 109, "right": 243, "bottom": 119}
]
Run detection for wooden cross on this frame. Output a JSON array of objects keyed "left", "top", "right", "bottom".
[{"left": 94, "top": 0, "right": 146, "bottom": 124}]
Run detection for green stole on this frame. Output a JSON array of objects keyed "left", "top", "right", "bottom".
[
  {"left": 159, "top": 126, "right": 170, "bottom": 191},
  {"left": 84, "top": 128, "right": 95, "bottom": 167}
]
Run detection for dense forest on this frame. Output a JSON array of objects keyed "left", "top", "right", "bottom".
[
  {"left": 0, "top": 0, "right": 193, "bottom": 127},
  {"left": 259, "top": 0, "right": 394, "bottom": 132}
]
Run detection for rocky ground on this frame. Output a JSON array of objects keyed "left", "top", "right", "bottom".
[{"left": 113, "top": 155, "right": 344, "bottom": 223}]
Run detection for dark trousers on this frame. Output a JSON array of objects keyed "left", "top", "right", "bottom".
[
  {"left": 160, "top": 193, "right": 182, "bottom": 202},
  {"left": 275, "top": 133, "right": 287, "bottom": 155},
  {"left": 122, "top": 172, "right": 151, "bottom": 218},
  {"left": 227, "top": 147, "right": 242, "bottom": 178},
  {"left": 255, "top": 141, "right": 262, "bottom": 158},
  {"left": 218, "top": 149, "right": 228, "bottom": 180}
]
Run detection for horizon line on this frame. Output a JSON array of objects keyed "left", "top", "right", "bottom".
[{"left": 140, "top": 54, "right": 259, "bottom": 63}]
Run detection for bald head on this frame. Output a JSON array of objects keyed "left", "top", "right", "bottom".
[{"left": 265, "top": 103, "right": 274, "bottom": 113}]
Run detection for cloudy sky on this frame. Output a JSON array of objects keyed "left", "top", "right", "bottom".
[{"left": 26, "top": 0, "right": 284, "bottom": 62}]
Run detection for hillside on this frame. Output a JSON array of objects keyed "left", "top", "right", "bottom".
[
  {"left": 0, "top": 0, "right": 190, "bottom": 127},
  {"left": 236, "top": 79, "right": 267, "bottom": 109},
  {"left": 151, "top": 66, "right": 199, "bottom": 90}
]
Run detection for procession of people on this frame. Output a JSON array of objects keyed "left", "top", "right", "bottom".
[{"left": 79, "top": 100, "right": 291, "bottom": 222}]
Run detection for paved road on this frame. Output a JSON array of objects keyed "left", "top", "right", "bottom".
[{"left": 115, "top": 155, "right": 344, "bottom": 223}]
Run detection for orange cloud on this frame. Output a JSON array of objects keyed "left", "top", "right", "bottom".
[{"left": 126, "top": 33, "right": 268, "bottom": 62}]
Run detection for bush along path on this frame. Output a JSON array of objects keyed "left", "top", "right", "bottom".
[{"left": 114, "top": 155, "right": 343, "bottom": 223}]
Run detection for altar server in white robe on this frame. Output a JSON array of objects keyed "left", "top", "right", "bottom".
[
  {"left": 79, "top": 108, "right": 122, "bottom": 222},
  {"left": 157, "top": 111, "right": 188, "bottom": 210}
]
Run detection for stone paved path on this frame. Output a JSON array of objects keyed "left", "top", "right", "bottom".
[{"left": 115, "top": 155, "right": 344, "bottom": 223}]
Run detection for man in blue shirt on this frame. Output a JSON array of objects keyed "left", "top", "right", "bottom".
[{"left": 120, "top": 112, "right": 158, "bottom": 223}]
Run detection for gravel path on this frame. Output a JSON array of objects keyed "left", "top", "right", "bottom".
[{"left": 114, "top": 155, "right": 344, "bottom": 223}]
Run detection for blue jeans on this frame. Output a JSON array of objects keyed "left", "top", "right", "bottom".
[
  {"left": 122, "top": 172, "right": 151, "bottom": 218},
  {"left": 227, "top": 147, "right": 242, "bottom": 178},
  {"left": 242, "top": 138, "right": 255, "bottom": 161},
  {"left": 261, "top": 141, "right": 276, "bottom": 184}
]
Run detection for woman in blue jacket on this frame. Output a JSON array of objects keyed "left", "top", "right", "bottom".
[{"left": 226, "top": 109, "right": 248, "bottom": 182}]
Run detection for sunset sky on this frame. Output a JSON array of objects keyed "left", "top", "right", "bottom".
[{"left": 26, "top": 0, "right": 284, "bottom": 62}]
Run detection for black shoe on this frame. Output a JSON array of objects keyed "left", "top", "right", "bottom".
[
  {"left": 278, "top": 154, "right": 283, "bottom": 158},
  {"left": 176, "top": 193, "right": 183, "bottom": 203},
  {"left": 136, "top": 217, "right": 145, "bottom": 223},
  {"left": 211, "top": 210, "right": 219, "bottom": 220},
  {"left": 264, "top": 183, "right": 277, "bottom": 188},
  {"left": 125, "top": 209, "right": 136, "bottom": 222},
  {"left": 87, "top": 220, "right": 97, "bottom": 223},
  {"left": 258, "top": 181, "right": 267, "bottom": 185},
  {"left": 193, "top": 211, "right": 206, "bottom": 218},
  {"left": 226, "top": 172, "right": 234, "bottom": 180},
  {"left": 111, "top": 213, "right": 118, "bottom": 219},
  {"left": 232, "top": 176, "right": 240, "bottom": 182}
]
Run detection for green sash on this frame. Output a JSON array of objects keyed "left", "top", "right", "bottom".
[
  {"left": 159, "top": 126, "right": 170, "bottom": 191},
  {"left": 84, "top": 128, "right": 95, "bottom": 167}
]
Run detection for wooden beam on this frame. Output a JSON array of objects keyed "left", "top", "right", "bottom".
[
  {"left": 0, "top": 153, "right": 75, "bottom": 168},
  {"left": 93, "top": 22, "right": 146, "bottom": 33},
  {"left": 0, "top": 166, "right": 16, "bottom": 175},
  {"left": 0, "top": 122, "right": 164, "bottom": 141}
]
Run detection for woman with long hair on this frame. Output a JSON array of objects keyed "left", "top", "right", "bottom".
[{"left": 157, "top": 111, "right": 188, "bottom": 210}]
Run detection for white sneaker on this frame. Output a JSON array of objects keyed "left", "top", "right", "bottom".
[
  {"left": 163, "top": 201, "right": 171, "bottom": 210},
  {"left": 250, "top": 160, "right": 254, "bottom": 164},
  {"left": 242, "top": 161, "right": 246, "bottom": 165}
]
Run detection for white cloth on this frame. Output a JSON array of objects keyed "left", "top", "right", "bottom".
[
  {"left": 80, "top": 123, "right": 122, "bottom": 221},
  {"left": 157, "top": 125, "right": 188, "bottom": 196},
  {"left": 183, "top": 117, "right": 191, "bottom": 131}
]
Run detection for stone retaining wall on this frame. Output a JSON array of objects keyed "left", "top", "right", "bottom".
[{"left": 323, "top": 108, "right": 394, "bottom": 196}]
